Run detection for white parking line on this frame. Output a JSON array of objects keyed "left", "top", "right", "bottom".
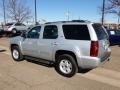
[
  {"left": 0, "top": 45, "right": 9, "bottom": 50},
  {"left": 2, "top": 51, "right": 11, "bottom": 55},
  {"left": 79, "top": 72, "right": 120, "bottom": 88},
  {"left": 91, "top": 68, "right": 120, "bottom": 80},
  {"left": 78, "top": 68, "right": 120, "bottom": 88},
  {"left": 0, "top": 45, "right": 10, "bottom": 55}
]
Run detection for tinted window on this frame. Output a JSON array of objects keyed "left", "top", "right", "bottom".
[
  {"left": 93, "top": 24, "right": 108, "bottom": 40},
  {"left": 62, "top": 25, "right": 90, "bottom": 40},
  {"left": 5, "top": 23, "right": 13, "bottom": 26},
  {"left": 43, "top": 25, "right": 58, "bottom": 39},
  {"left": 27, "top": 26, "right": 41, "bottom": 39},
  {"left": 116, "top": 30, "right": 120, "bottom": 35},
  {"left": 15, "top": 23, "right": 25, "bottom": 26}
]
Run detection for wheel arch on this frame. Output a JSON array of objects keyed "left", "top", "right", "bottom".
[
  {"left": 12, "top": 28, "right": 17, "bottom": 30},
  {"left": 10, "top": 44, "right": 19, "bottom": 50},
  {"left": 55, "top": 50, "right": 78, "bottom": 65}
]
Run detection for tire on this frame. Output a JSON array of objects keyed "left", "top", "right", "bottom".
[
  {"left": 12, "top": 29, "right": 17, "bottom": 34},
  {"left": 55, "top": 54, "right": 78, "bottom": 77},
  {"left": 11, "top": 46, "right": 24, "bottom": 61}
]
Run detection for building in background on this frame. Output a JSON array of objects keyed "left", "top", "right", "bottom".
[{"left": 104, "top": 23, "right": 120, "bottom": 29}]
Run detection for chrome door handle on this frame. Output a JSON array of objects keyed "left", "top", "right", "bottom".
[{"left": 53, "top": 42, "right": 58, "bottom": 45}]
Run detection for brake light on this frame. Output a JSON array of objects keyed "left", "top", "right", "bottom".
[{"left": 90, "top": 41, "right": 99, "bottom": 57}]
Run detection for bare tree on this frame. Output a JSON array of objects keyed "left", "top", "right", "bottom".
[
  {"left": 6, "top": 0, "right": 31, "bottom": 23},
  {"left": 107, "top": 0, "right": 120, "bottom": 28},
  {"left": 100, "top": 0, "right": 120, "bottom": 28},
  {"left": 99, "top": 0, "right": 120, "bottom": 27},
  {"left": 0, "top": 0, "right": 7, "bottom": 24}
]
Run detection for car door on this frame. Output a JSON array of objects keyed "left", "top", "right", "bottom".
[
  {"left": 38, "top": 25, "right": 58, "bottom": 61},
  {"left": 114, "top": 30, "right": 120, "bottom": 45},
  {"left": 15, "top": 23, "right": 26, "bottom": 30},
  {"left": 19, "top": 23, "right": 27, "bottom": 30},
  {"left": 15, "top": 23, "right": 21, "bottom": 30},
  {"left": 22, "top": 26, "right": 41, "bottom": 57},
  {"left": 109, "top": 30, "right": 116, "bottom": 45},
  {"left": 108, "top": 30, "right": 120, "bottom": 45}
]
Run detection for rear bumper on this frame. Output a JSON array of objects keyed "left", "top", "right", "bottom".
[{"left": 77, "top": 50, "right": 111, "bottom": 69}]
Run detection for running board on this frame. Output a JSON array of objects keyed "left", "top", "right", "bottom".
[{"left": 24, "top": 56, "right": 55, "bottom": 67}]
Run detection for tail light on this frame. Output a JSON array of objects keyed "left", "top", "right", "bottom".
[{"left": 90, "top": 41, "right": 99, "bottom": 57}]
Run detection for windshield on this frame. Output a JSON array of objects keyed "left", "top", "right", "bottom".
[{"left": 93, "top": 24, "right": 108, "bottom": 40}]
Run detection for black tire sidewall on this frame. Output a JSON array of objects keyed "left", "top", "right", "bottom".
[{"left": 55, "top": 54, "right": 78, "bottom": 77}]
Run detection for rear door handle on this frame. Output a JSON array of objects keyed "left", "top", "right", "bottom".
[{"left": 53, "top": 42, "right": 58, "bottom": 45}]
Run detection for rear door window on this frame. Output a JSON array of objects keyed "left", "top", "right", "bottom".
[
  {"left": 62, "top": 25, "right": 90, "bottom": 40},
  {"left": 43, "top": 25, "right": 58, "bottom": 39},
  {"left": 93, "top": 24, "right": 108, "bottom": 40}
]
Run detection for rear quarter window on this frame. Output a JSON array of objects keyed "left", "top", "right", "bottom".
[
  {"left": 93, "top": 24, "right": 108, "bottom": 40},
  {"left": 62, "top": 25, "right": 90, "bottom": 40}
]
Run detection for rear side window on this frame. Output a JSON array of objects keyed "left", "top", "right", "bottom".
[
  {"left": 93, "top": 24, "right": 108, "bottom": 40},
  {"left": 62, "top": 25, "right": 90, "bottom": 40}
]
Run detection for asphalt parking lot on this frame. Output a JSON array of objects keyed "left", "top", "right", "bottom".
[{"left": 0, "top": 37, "right": 120, "bottom": 90}]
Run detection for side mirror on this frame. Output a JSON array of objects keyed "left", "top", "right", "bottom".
[{"left": 21, "top": 31, "right": 27, "bottom": 38}]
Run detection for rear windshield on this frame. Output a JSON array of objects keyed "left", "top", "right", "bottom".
[
  {"left": 93, "top": 24, "right": 108, "bottom": 40},
  {"left": 62, "top": 25, "right": 90, "bottom": 40}
]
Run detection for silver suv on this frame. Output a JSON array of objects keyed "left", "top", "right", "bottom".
[{"left": 10, "top": 21, "right": 111, "bottom": 77}]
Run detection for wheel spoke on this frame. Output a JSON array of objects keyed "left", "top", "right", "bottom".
[
  {"left": 59, "top": 59, "right": 72, "bottom": 74},
  {"left": 13, "top": 49, "right": 19, "bottom": 59}
]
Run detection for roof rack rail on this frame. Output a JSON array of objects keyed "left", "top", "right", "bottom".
[
  {"left": 45, "top": 21, "right": 67, "bottom": 24},
  {"left": 45, "top": 20, "right": 91, "bottom": 24},
  {"left": 72, "top": 20, "right": 90, "bottom": 23}
]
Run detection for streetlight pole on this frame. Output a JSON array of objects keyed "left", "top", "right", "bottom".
[
  {"left": 102, "top": 0, "right": 105, "bottom": 25},
  {"left": 65, "top": 11, "right": 70, "bottom": 21},
  {"left": 35, "top": 0, "right": 37, "bottom": 25},
  {"left": 2, "top": 0, "right": 6, "bottom": 25}
]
